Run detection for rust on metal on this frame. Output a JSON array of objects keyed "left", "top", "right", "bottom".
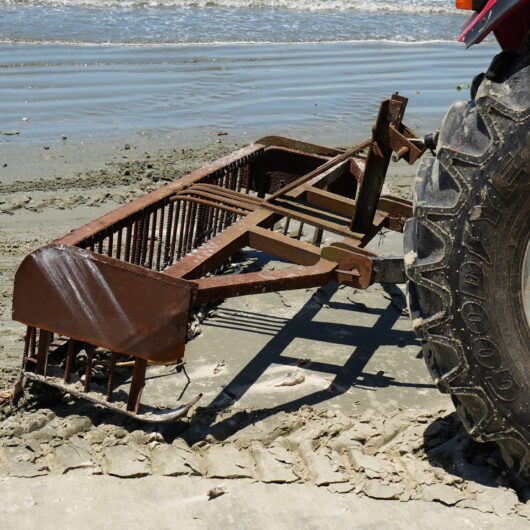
[
  {"left": 12, "top": 95, "right": 424, "bottom": 420},
  {"left": 13, "top": 245, "right": 195, "bottom": 362}
]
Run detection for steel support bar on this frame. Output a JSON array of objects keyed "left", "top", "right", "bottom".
[
  {"left": 248, "top": 226, "right": 321, "bottom": 266},
  {"left": 194, "top": 259, "right": 337, "bottom": 303}
]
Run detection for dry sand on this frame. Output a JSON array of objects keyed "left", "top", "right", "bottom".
[{"left": 0, "top": 137, "right": 528, "bottom": 527}]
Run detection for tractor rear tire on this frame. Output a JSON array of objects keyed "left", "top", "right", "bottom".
[{"left": 404, "top": 44, "right": 530, "bottom": 481}]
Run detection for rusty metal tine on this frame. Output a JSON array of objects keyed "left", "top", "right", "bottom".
[
  {"left": 97, "top": 237, "right": 104, "bottom": 254},
  {"left": 237, "top": 166, "right": 243, "bottom": 193},
  {"left": 219, "top": 205, "right": 227, "bottom": 233},
  {"left": 212, "top": 198, "right": 221, "bottom": 238},
  {"left": 181, "top": 200, "right": 191, "bottom": 256},
  {"left": 201, "top": 203, "right": 209, "bottom": 245},
  {"left": 163, "top": 201, "right": 174, "bottom": 267},
  {"left": 228, "top": 165, "right": 235, "bottom": 189},
  {"left": 64, "top": 339, "right": 76, "bottom": 383},
  {"left": 147, "top": 209, "right": 157, "bottom": 268},
  {"left": 116, "top": 226, "right": 123, "bottom": 260},
  {"left": 123, "top": 222, "right": 132, "bottom": 261},
  {"left": 228, "top": 164, "right": 237, "bottom": 224},
  {"left": 124, "top": 224, "right": 132, "bottom": 262},
  {"left": 193, "top": 204, "right": 205, "bottom": 248},
  {"left": 106, "top": 352, "right": 117, "bottom": 402},
  {"left": 36, "top": 329, "right": 50, "bottom": 375},
  {"left": 126, "top": 358, "right": 147, "bottom": 413},
  {"left": 182, "top": 199, "right": 193, "bottom": 256},
  {"left": 232, "top": 165, "right": 238, "bottom": 191},
  {"left": 193, "top": 204, "right": 202, "bottom": 248},
  {"left": 130, "top": 220, "right": 138, "bottom": 264},
  {"left": 185, "top": 202, "right": 197, "bottom": 255},
  {"left": 283, "top": 217, "right": 291, "bottom": 236},
  {"left": 156, "top": 205, "right": 165, "bottom": 270},
  {"left": 135, "top": 219, "right": 143, "bottom": 263},
  {"left": 21, "top": 326, "right": 32, "bottom": 369},
  {"left": 296, "top": 221, "right": 304, "bottom": 240},
  {"left": 84, "top": 344, "right": 95, "bottom": 392},
  {"left": 30, "top": 326, "right": 36, "bottom": 360},
  {"left": 200, "top": 206, "right": 210, "bottom": 250},
  {"left": 107, "top": 232, "right": 114, "bottom": 258},
  {"left": 190, "top": 201, "right": 200, "bottom": 252},
  {"left": 140, "top": 212, "right": 150, "bottom": 265},
  {"left": 312, "top": 227, "right": 324, "bottom": 247},
  {"left": 244, "top": 165, "right": 250, "bottom": 194},
  {"left": 169, "top": 200, "right": 180, "bottom": 263},
  {"left": 177, "top": 200, "right": 188, "bottom": 259},
  {"left": 205, "top": 202, "right": 215, "bottom": 246}
]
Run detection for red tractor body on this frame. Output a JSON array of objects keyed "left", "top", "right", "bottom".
[{"left": 458, "top": 0, "right": 530, "bottom": 51}]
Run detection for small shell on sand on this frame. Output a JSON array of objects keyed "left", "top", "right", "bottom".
[
  {"left": 208, "top": 487, "right": 226, "bottom": 500},
  {"left": 274, "top": 372, "right": 305, "bottom": 387}
]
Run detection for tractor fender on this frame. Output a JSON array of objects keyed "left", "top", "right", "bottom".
[{"left": 459, "top": 0, "right": 530, "bottom": 50}]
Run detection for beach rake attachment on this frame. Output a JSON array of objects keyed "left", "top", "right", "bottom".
[{"left": 12, "top": 94, "right": 426, "bottom": 421}]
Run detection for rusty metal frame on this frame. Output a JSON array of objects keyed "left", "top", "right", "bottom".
[{"left": 11, "top": 94, "right": 425, "bottom": 420}]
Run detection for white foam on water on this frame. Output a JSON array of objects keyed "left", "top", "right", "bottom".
[
  {"left": 0, "top": 37, "right": 459, "bottom": 46},
  {"left": 0, "top": 0, "right": 459, "bottom": 15}
]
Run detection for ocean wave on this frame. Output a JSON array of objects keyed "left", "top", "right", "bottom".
[
  {"left": 0, "top": 0, "right": 459, "bottom": 15},
  {"left": 0, "top": 38, "right": 461, "bottom": 47}
]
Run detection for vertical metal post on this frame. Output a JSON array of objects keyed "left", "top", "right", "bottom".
[
  {"left": 106, "top": 352, "right": 117, "bottom": 402},
  {"left": 36, "top": 329, "right": 51, "bottom": 375},
  {"left": 64, "top": 339, "right": 76, "bottom": 383},
  {"left": 351, "top": 94, "right": 407, "bottom": 233},
  {"left": 84, "top": 344, "right": 95, "bottom": 392},
  {"left": 21, "top": 326, "right": 32, "bottom": 370},
  {"left": 147, "top": 209, "right": 158, "bottom": 268},
  {"left": 116, "top": 226, "right": 123, "bottom": 260},
  {"left": 126, "top": 358, "right": 147, "bottom": 413}
]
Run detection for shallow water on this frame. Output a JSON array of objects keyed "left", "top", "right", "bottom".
[
  {"left": 0, "top": 41, "right": 496, "bottom": 146},
  {"left": 0, "top": 1, "right": 497, "bottom": 147}
]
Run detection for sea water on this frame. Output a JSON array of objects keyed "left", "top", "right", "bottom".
[{"left": 0, "top": 1, "right": 496, "bottom": 145}]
